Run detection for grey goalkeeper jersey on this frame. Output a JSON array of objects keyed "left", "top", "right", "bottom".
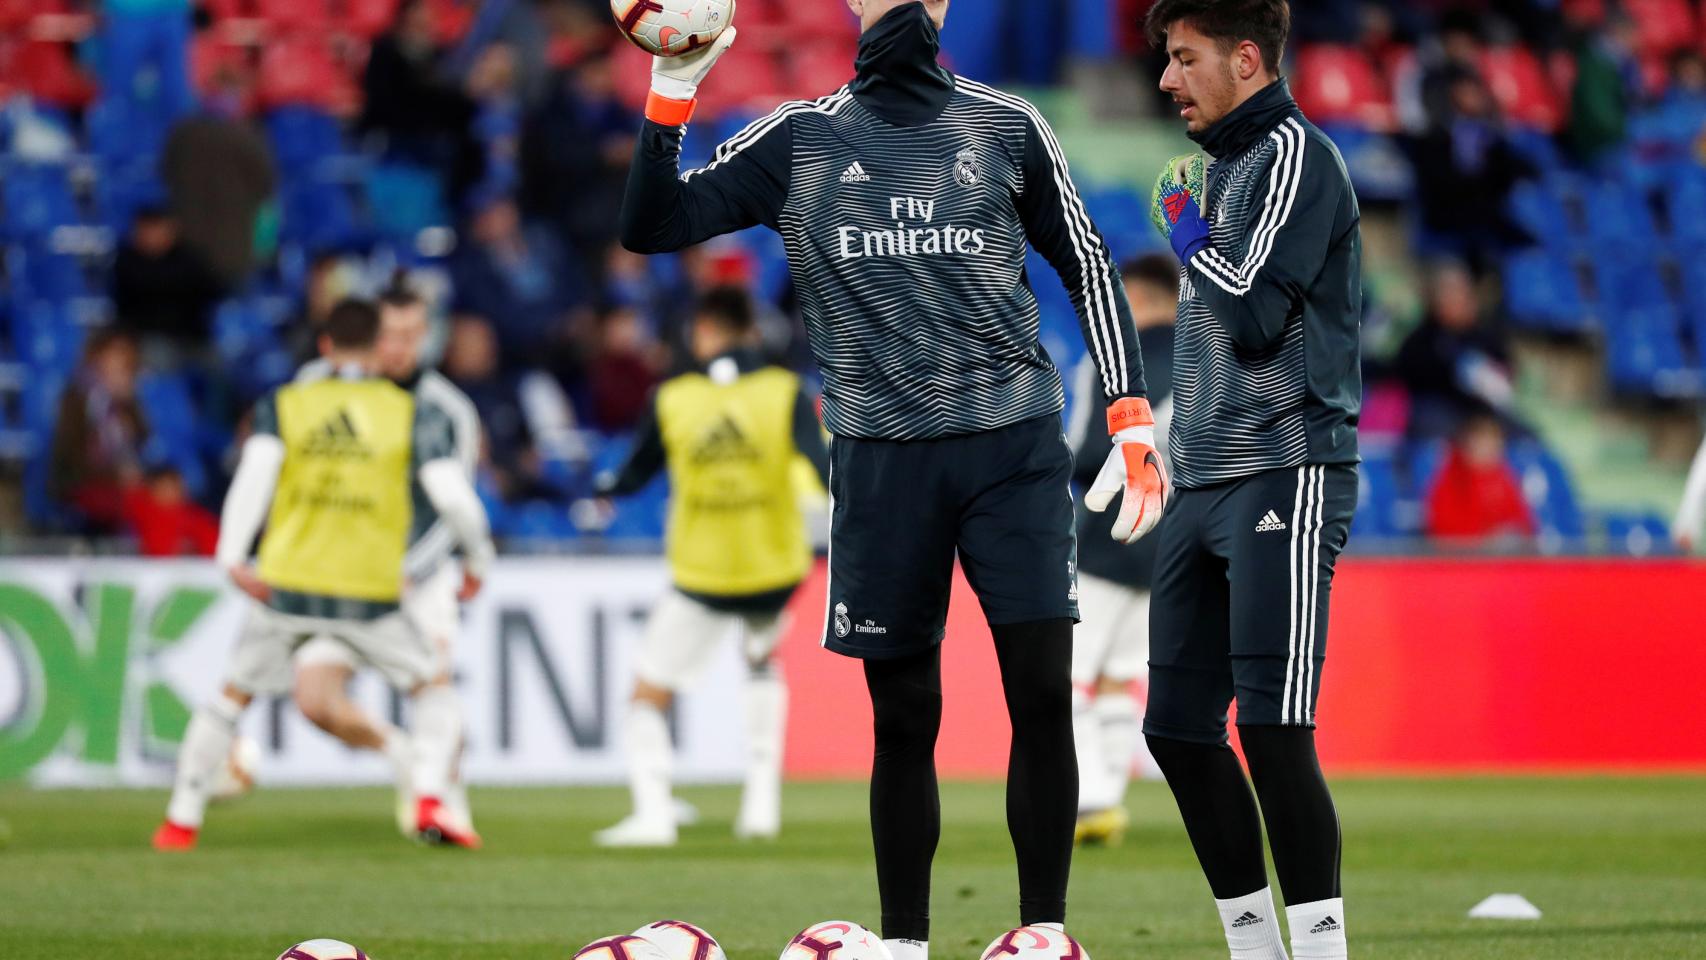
[
  {"left": 621, "top": 4, "right": 1144, "bottom": 440},
  {"left": 1170, "top": 80, "right": 1363, "bottom": 489}
]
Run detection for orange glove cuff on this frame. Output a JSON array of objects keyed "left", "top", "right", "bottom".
[
  {"left": 1107, "top": 397, "right": 1155, "bottom": 434},
  {"left": 645, "top": 91, "right": 697, "bottom": 126}
]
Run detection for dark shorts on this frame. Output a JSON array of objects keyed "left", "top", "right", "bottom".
[
  {"left": 822, "top": 414, "right": 1079, "bottom": 659},
  {"left": 1145, "top": 464, "right": 1357, "bottom": 744}
]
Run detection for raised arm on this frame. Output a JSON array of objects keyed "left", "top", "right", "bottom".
[
  {"left": 619, "top": 29, "right": 793, "bottom": 254},
  {"left": 1168, "top": 124, "right": 1349, "bottom": 353}
]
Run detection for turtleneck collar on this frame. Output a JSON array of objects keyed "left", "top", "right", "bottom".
[
  {"left": 1191, "top": 78, "right": 1297, "bottom": 158},
  {"left": 850, "top": 2, "right": 954, "bottom": 128}
]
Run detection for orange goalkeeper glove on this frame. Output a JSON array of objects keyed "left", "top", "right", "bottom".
[{"left": 1084, "top": 397, "right": 1169, "bottom": 544}]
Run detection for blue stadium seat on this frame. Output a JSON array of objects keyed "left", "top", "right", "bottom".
[
  {"left": 1592, "top": 250, "right": 1671, "bottom": 310},
  {"left": 1666, "top": 168, "right": 1706, "bottom": 243},
  {"left": 0, "top": 162, "right": 78, "bottom": 242},
  {"left": 1580, "top": 177, "right": 1659, "bottom": 246},
  {"left": 1507, "top": 440, "right": 1586, "bottom": 542},
  {"left": 265, "top": 107, "right": 347, "bottom": 178},
  {"left": 1603, "top": 305, "right": 1700, "bottom": 397},
  {"left": 1353, "top": 454, "right": 1403, "bottom": 539},
  {"left": 1601, "top": 511, "right": 1678, "bottom": 557},
  {"left": 1506, "top": 178, "right": 1576, "bottom": 246},
  {"left": 364, "top": 163, "right": 449, "bottom": 243},
  {"left": 1502, "top": 249, "right": 1594, "bottom": 334},
  {"left": 1319, "top": 124, "right": 1414, "bottom": 204}
]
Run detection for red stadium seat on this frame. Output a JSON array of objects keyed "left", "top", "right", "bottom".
[
  {"left": 1624, "top": 0, "right": 1696, "bottom": 56},
  {"left": 4, "top": 39, "right": 94, "bottom": 108},
  {"left": 698, "top": 42, "right": 788, "bottom": 114},
  {"left": 191, "top": 34, "right": 252, "bottom": 94},
  {"left": 1291, "top": 45, "right": 1396, "bottom": 131},
  {"left": 1479, "top": 46, "right": 1564, "bottom": 131},
  {"left": 338, "top": 0, "right": 399, "bottom": 39},
  {"left": 259, "top": 36, "right": 352, "bottom": 111},
  {"left": 788, "top": 39, "right": 856, "bottom": 95},
  {"left": 260, "top": 0, "right": 331, "bottom": 34}
]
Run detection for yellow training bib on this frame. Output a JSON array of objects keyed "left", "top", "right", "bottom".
[
  {"left": 257, "top": 378, "right": 416, "bottom": 603},
  {"left": 656, "top": 366, "right": 812, "bottom": 597}
]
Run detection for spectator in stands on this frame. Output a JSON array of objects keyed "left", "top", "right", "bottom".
[
  {"left": 1640, "top": 50, "right": 1706, "bottom": 163},
  {"left": 1425, "top": 413, "right": 1537, "bottom": 545},
  {"left": 442, "top": 314, "right": 562, "bottom": 503},
  {"left": 1395, "top": 260, "right": 1519, "bottom": 441},
  {"left": 1567, "top": 12, "right": 1643, "bottom": 167},
  {"left": 467, "top": 42, "right": 524, "bottom": 200},
  {"left": 520, "top": 54, "right": 636, "bottom": 261},
  {"left": 449, "top": 190, "right": 586, "bottom": 370},
  {"left": 123, "top": 465, "right": 217, "bottom": 557},
  {"left": 586, "top": 303, "right": 664, "bottom": 431},
  {"left": 49, "top": 329, "right": 150, "bottom": 534},
  {"left": 111, "top": 206, "right": 223, "bottom": 358},
  {"left": 360, "top": 0, "right": 481, "bottom": 201},
  {"left": 160, "top": 65, "right": 277, "bottom": 289},
  {"left": 1410, "top": 66, "right": 1537, "bottom": 269}
]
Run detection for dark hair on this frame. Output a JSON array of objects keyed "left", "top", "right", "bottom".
[
  {"left": 1122, "top": 253, "right": 1182, "bottom": 297},
  {"left": 378, "top": 281, "right": 424, "bottom": 312},
  {"left": 695, "top": 285, "right": 755, "bottom": 334},
  {"left": 83, "top": 326, "right": 139, "bottom": 361},
  {"left": 321, "top": 298, "right": 382, "bottom": 349},
  {"left": 1145, "top": 0, "right": 1292, "bottom": 77}
]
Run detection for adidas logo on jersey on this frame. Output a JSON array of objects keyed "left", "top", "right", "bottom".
[
  {"left": 1309, "top": 916, "right": 1342, "bottom": 935},
  {"left": 302, "top": 408, "right": 372, "bottom": 460},
  {"left": 690, "top": 414, "right": 761, "bottom": 465},
  {"left": 1255, "top": 510, "right": 1287, "bottom": 533},
  {"left": 839, "top": 161, "right": 872, "bottom": 183},
  {"left": 1230, "top": 911, "right": 1264, "bottom": 928}
]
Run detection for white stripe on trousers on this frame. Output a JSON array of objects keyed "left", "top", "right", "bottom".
[{"left": 1282, "top": 465, "right": 1326, "bottom": 725}]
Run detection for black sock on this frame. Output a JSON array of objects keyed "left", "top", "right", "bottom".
[
  {"left": 991, "top": 618, "right": 1077, "bottom": 926},
  {"left": 865, "top": 647, "right": 943, "bottom": 942},
  {"left": 1239, "top": 725, "right": 1343, "bottom": 903},
  {"left": 1145, "top": 733, "right": 1270, "bottom": 899}
]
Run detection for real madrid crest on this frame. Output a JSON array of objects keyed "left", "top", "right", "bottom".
[
  {"left": 954, "top": 147, "right": 981, "bottom": 187},
  {"left": 834, "top": 602, "right": 851, "bottom": 638}
]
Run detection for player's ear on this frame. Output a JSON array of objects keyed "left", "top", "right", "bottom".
[
  {"left": 1236, "top": 39, "right": 1263, "bottom": 82},
  {"left": 845, "top": 0, "right": 863, "bottom": 21}
]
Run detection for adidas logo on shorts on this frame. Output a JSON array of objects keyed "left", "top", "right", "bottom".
[{"left": 1255, "top": 510, "right": 1287, "bottom": 533}]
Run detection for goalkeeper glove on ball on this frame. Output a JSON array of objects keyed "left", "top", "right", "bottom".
[
  {"left": 1151, "top": 153, "right": 1211, "bottom": 263},
  {"left": 645, "top": 26, "right": 738, "bottom": 126},
  {"left": 1084, "top": 398, "right": 1169, "bottom": 544}
]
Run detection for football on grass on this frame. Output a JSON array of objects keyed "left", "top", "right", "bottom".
[
  {"left": 779, "top": 921, "right": 893, "bottom": 960},
  {"left": 576, "top": 935, "right": 673, "bottom": 960},
  {"left": 611, "top": 0, "right": 736, "bottom": 57},
  {"left": 980, "top": 926, "right": 1092, "bottom": 960},
  {"left": 276, "top": 940, "right": 369, "bottom": 960},
  {"left": 634, "top": 920, "right": 729, "bottom": 960}
]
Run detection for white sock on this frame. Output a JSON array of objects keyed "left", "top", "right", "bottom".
[
  {"left": 1094, "top": 691, "right": 1140, "bottom": 807},
  {"left": 166, "top": 694, "right": 245, "bottom": 828},
  {"left": 883, "top": 939, "right": 927, "bottom": 960},
  {"left": 1071, "top": 687, "right": 1114, "bottom": 812},
  {"left": 738, "top": 670, "right": 786, "bottom": 833},
  {"left": 1287, "top": 898, "right": 1347, "bottom": 959},
  {"left": 1215, "top": 887, "right": 1290, "bottom": 960},
  {"left": 409, "top": 684, "right": 462, "bottom": 801},
  {"left": 626, "top": 701, "right": 674, "bottom": 824},
  {"left": 379, "top": 723, "right": 412, "bottom": 787}
]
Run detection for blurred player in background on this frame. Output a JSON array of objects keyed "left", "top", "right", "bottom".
[
  {"left": 290, "top": 286, "right": 486, "bottom": 843},
  {"left": 1069, "top": 255, "right": 1178, "bottom": 846},
  {"left": 620, "top": 0, "right": 1165, "bottom": 953},
  {"left": 153, "top": 299, "right": 494, "bottom": 851},
  {"left": 592, "top": 286, "right": 829, "bottom": 848}
]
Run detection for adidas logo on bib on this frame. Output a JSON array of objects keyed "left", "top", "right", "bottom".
[
  {"left": 1255, "top": 510, "right": 1287, "bottom": 533},
  {"left": 840, "top": 161, "right": 872, "bottom": 184}
]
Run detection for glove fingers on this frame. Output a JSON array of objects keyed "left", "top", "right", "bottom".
[{"left": 1083, "top": 451, "right": 1125, "bottom": 513}]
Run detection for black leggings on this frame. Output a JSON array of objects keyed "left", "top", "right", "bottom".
[
  {"left": 1146, "top": 725, "right": 1342, "bottom": 904},
  {"left": 864, "top": 619, "right": 1077, "bottom": 941}
]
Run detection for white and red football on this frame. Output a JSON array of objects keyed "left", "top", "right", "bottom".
[
  {"left": 779, "top": 921, "right": 893, "bottom": 960},
  {"left": 575, "top": 934, "right": 672, "bottom": 960},
  {"left": 634, "top": 920, "right": 728, "bottom": 960},
  {"left": 610, "top": 0, "right": 736, "bottom": 57},
  {"left": 980, "top": 926, "right": 1092, "bottom": 960},
  {"left": 276, "top": 940, "right": 368, "bottom": 960}
]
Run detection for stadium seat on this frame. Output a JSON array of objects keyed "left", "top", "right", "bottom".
[
  {"left": 1507, "top": 441, "right": 1587, "bottom": 542},
  {"left": 0, "top": 163, "right": 79, "bottom": 243},
  {"left": 1291, "top": 45, "right": 1395, "bottom": 130},
  {"left": 1353, "top": 454, "right": 1404, "bottom": 540},
  {"left": 1479, "top": 47, "right": 1564, "bottom": 131},
  {"left": 1591, "top": 249, "right": 1671, "bottom": 309},
  {"left": 1601, "top": 511, "right": 1677, "bottom": 555},
  {"left": 1665, "top": 168, "right": 1706, "bottom": 242},
  {"left": 340, "top": 0, "right": 400, "bottom": 39},
  {"left": 3, "top": 40, "right": 97, "bottom": 110},
  {"left": 258, "top": 0, "right": 331, "bottom": 34},
  {"left": 1580, "top": 177, "right": 1660, "bottom": 245},
  {"left": 259, "top": 37, "right": 352, "bottom": 111},
  {"left": 1502, "top": 249, "right": 1595, "bottom": 334},
  {"left": 1624, "top": 0, "right": 1697, "bottom": 56},
  {"left": 1506, "top": 178, "right": 1577, "bottom": 247},
  {"left": 1318, "top": 124, "right": 1414, "bottom": 203},
  {"left": 1603, "top": 305, "right": 1699, "bottom": 397}
]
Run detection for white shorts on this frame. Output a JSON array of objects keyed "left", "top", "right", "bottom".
[
  {"left": 1072, "top": 573, "right": 1151, "bottom": 686},
  {"left": 294, "top": 566, "right": 460, "bottom": 683},
  {"left": 635, "top": 590, "right": 787, "bottom": 691},
  {"left": 228, "top": 602, "right": 438, "bottom": 696}
]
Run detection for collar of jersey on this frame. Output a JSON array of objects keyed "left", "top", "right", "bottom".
[
  {"left": 1191, "top": 78, "right": 1298, "bottom": 158},
  {"left": 850, "top": 2, "right": 955, "bottom": 128}
]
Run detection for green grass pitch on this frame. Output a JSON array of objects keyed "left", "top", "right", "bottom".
[{"left": 1, "top": 777, "right": 1703, "bottom": 958}]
